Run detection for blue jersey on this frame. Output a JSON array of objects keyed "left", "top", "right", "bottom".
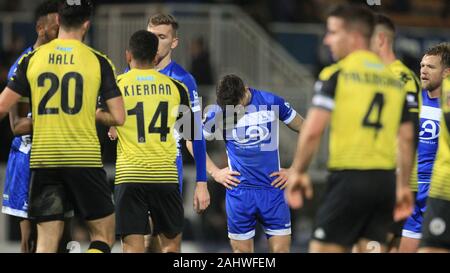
[
  {"left": 204, "top": 89, "right": 297, "bottom": 189},
  {"left": 417, "top": 90, "right": 440, "bottom": 183},
  {"left": 2, "top": 46, "right": 33, "bottom": 218},
  {"left": 7, "top": 46, "right": 33, "bottom": 151},
  {"left": 402, "top": 90, "right": 439, "bottom": 237}
]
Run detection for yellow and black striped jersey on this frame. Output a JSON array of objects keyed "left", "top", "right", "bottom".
[
  {"left": 7, "top": 39, "right": 121, "bottom": 168},
  {"left": 388, "top": 60, "right": 421, "bottom": 192},
  {"left": 115, "top": 68, "right": 191, "bottom": 185},
  {"left": 312, "top": 50, "right": 410, "bottom": 170},
  {"left": 430, "top": 76, "right": 450, "bottom": 201}
]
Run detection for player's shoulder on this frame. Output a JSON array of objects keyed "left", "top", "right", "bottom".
[
  {"left": 8, "top": 46, "right": 34, "bottom": 78},
  {"left": 169, "top": 62, "right": 197, "bottom": 87},
  {"left": 390, "top": 60, "right": 417, "bottom": 78},
  {"left": 252, "top": 88, "right": 281, "bottom": 103},
  {"left": 84, "top": 45, "right": 116, "bottom": 68},
  {"left": 19, "top": 45, "right": 44, "bottom": 63},
  {"left": 163, "top": 73, "right": 189, "bottom": 94},
  {"left": 318, "top": 63, "right": 341, "bottom": 81},
  {"left": 117, "top": 72, "right": 128, "bottom": 83}
]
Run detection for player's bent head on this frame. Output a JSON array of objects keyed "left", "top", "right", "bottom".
[
  {"left": 147, "top": 13, "right": 179, "bottom": 37},
  {"left": 216, "top": 74, "right": 246, "bottom": 109},
  {"left": 128, "top": 30, "right": 159, "bottom": 64},
  {"left": 58, "top": 0, "right": 93, "bottom": 30},
  {"left": 327, "top": 4, "right": 375, "bottom": 44}
]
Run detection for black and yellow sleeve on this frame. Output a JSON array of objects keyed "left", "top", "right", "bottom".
[
  {"left": 94, "top": 53, "right": 122, "bottom": 101},
  {"left": 312, "top": 68, "right": 340, "bottom": 111},
  {"left": 7, "top": 53, "right": 34, "bottom": 98}
]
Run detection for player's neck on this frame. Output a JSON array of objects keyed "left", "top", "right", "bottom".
[
  {"left": 130, "top": 59, "right": 153, "bottom": 70},
  {"left": 33, "top": 40, "right": 42, "bottom": 50},
  {"left": 380, "top": 49, "right": 397, "bottom": 65},
  {"left": 428, "top": 86, "right": 441, "bottom": 99},
  {"left": 242, "top": 88, "right": 252, "bottom": 106},
  {"left": 156, "top": 55, "right": 172, "bottom": 70},
  {"left": 58, "top": 28, "right": 85, "bottom": 42}
]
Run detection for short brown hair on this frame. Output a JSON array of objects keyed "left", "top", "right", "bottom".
[
  {"left": 147, "top": 13, "right": 179, "bottom": 35},
  {"left": 425, "top": 42, "right": 450, "bottom": 68},
  {"left": 216, "top": 74, "right": 246, "bottom": 109},
  {"left": 327, "top": 4, "right": 375, "bottom": 42}
]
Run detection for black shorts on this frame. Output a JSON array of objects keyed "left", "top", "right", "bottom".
[
  {"left": 420, "top": 197, "right": 450, "bottom": 250},
  {"left": 312, "top": 170, "right": 396, "bottom": 247},
  {"left": 115, "top": 183, "right": 184, "bottom": 237},
  {"left": 28, "top": 168, "right": 114, "bottom": 223}
]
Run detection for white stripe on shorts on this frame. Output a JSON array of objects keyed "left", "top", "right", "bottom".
[
  {"left": 264, "top": 228, "right": 292, "bottom": 236},
  {"left": 402, "top": 229, "right": 422, "bottom": 239},
  {"left": 228, "top": 230, "right": 255, "bottom": 241}
]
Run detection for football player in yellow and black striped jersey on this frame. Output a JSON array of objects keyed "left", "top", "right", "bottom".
[
  {"left": 114, "top": 30, "right": 193, "bottom": 253},
  {"left": 419, "top": 46, "right": 450, "bottom": 253},
  {"left": 286, "top": 5, "right": 414, "bottom": 253},
  {"left": 0, "top": 0, "right": 125, "bottom": 253},
  {"left": 370, "top": 13, "right": 421, "bottom": 252}
]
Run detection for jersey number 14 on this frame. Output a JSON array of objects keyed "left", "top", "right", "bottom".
[{"left": 127, "top": 101, "right": 170, "bottom": 143}]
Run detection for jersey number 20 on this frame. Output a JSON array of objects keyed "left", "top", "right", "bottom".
[{"left": 37, "top": 72, "right": 83, "bottom": 115}]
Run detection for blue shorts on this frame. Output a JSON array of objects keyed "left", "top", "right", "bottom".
[
  {"left": 402, "top": 183, "right": 430, "bottom": 239},
  {"left": 2, "top": 144, "right": 31, "bottom": 219},
  {"left": 226, "top": 187, "right": 291, "bottom": 240},
  {"left": 176, "top": 155, "right": 183, "bottom": 194}
]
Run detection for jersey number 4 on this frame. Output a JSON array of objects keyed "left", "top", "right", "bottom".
[
  {"left": 127, "top": 101, "right": 170, "bottom": 143},
  {"left": 38, "top": 72, "right": 83, "bottom": 115},
  {"left": 362, "top": 92, "right": 384, "bottom": 133}
]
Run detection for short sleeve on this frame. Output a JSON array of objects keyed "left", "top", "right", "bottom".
[
  {"left": 95, "top": 54, "right": 122, "bottom": 101},
  {"left": 7, "top": 54, "right": 33, "bottom": 97},
  {"left": 273, "top": 94, "right": 297, "bottom": 124},
  {"left": 311, "top": 70, "right": 339, "bottom": 111}
]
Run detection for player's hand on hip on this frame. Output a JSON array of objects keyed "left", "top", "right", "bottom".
[
  {"left": 393, "top": 185, "right": 414, "bottom": 221},
  {"left": 108, "top": 127, "right": 118, "bottom": 141},
  {"left": 211, "top": 167, "right": 240, "bottom": 190},
  {"left": 285, "top": 169, "right": 313, "bottom": 209},
  {"left": 194, "top": 182, "right": 210, "bottom": 214},
  {"left": 270, "top": 168, "right": 289, "bottom": 189}
]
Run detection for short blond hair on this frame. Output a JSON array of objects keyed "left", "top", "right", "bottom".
[{"left": 147, "top": 13, "right": 179, "bottom": 36}]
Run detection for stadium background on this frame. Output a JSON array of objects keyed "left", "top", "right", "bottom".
[{"left": 0, "top": 0, "right": 449, "bottom": 252}]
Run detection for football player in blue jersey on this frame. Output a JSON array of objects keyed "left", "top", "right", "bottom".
[
  {"left": 399, "top": 44, "right": 450, "bottom": 252},
  {"left": 202, "top": 74, "right": 303, "bottom": 253},
  {"left": 109, "top": 13, "right": 209, "bottom": 253},
  {"left": 1, "top": 0, "right": 63, "bottom": 253}
]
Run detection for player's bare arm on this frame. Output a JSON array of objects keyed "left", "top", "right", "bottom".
[
  {"left": 394, "top": 121, "right": 415, "bottom": 221},
  {"left": 286, "top": 113, "right": 304, "bottom": 133},
  {"left": 186, "top": 139, "right": 241, "bottom": 190},
  {"left": 0, "top": 87, "right": 23, "bottom": 121},
  {"left": 286, "top": 108, "right": 330, "bottom": 208},
  {"left": 9, "top": 102, "right": 32, "bottom": 136},
  {"left": 96, "top": 96, "right": 126, "bottom": 126}
]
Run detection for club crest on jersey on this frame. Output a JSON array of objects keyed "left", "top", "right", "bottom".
[
  {"left": 232, "top": 125, "right": 271, "bottom": 146},
  {"left": 419, "top": 120, "right": 440, "bottom": 141}
]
